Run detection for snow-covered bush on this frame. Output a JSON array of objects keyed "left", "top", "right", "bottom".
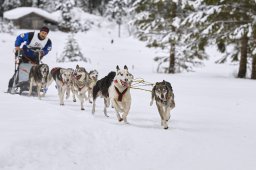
[{"left": 0, "top": 18, "right": 15, "bottom": 34}]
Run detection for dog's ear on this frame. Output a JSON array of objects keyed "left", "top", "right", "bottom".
[
  {"left": 60, "top": 69, "right": 64, "bottom": 74},
  {"left": 124, "top": 65, "right": 128, "bottom": 70},
  {"left": 116, "top": 65, "right": 120, "bottom": 71}
]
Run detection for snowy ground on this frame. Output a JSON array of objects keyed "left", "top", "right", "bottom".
[{"left": 0, "top": 24, "right": 256, "bottom": 170}]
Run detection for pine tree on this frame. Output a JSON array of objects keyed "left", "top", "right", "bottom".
[
  {"left": 2, "top": 0, "right": 21, "bottom": 11},
  {"left": 20, "top": 0, "right": 32, "bottom": 7},
  {"left": 57, "top": 0, "right": 81, "bottom": 32},
  {"left": 0, "top": 18, "right": 15, "bottom": 34},
  {"left": 183, "top": 0, "right": 256, "bottom": 79},
  {"left": 132, "top": 0, "right": 204, "bottom": 73},
  {"left": 76, "top": 0, "right": 110, "bottom": 15},
  {"left": 105, "top": 0, "right": 128, "bottom": 37},
  {"left": 31, "top": 0, "right": 38, "bottom": 7},
  {"left": 57, "top": 34, "right": 88, "bottom": 63},
  {"left": 0, "top": 0, "right": 4, "bottom": 17},
  {"left": 37, "top": 0, "right": 56, "bottom": 12}
]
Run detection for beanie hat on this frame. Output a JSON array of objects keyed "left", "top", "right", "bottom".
[{"left": 40, "top": 26, "right": 49, "bottom": 33}]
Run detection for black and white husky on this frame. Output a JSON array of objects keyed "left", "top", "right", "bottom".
[
  {"left": 150, "top": 80, "right": 175, "bottom": 129},
  {"left": 48, "top": 67, "right": 73, "bottom": 105},
  {"left": 92, "top": 71, "right": 116, "bottom": 117},
  {"left": 28, "top": 63, "right": 49, "bottom": 99},
  {"left": 92, "top": 65, "right": 133, "bottom": 123}
]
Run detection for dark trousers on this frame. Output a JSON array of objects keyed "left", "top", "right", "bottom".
[{"left": 8, "top": 68, "right": 19, "bottom": 88}]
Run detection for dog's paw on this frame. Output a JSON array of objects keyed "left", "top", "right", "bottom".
[
  {"left": 81, "top": 108, "right": 85, "bottom": 110},
  {"left": 118, "top": 118, "right": 123, "bottom": 122},
  {"left": 104, "top": 113, "right": 109, "bottom": 117}
]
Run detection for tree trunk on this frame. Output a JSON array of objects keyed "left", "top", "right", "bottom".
[
  {"left": 237, "top": 35, "right": 248, "bottom": 78},
  {"left": 168, "top": 42, "right": 175, "bottom": 74},
  {"left": 118, "top": 24, "right": 121, "bottom": 38},
  {"left": 251, "top": 54, "right": 256, "bottom": 79}
]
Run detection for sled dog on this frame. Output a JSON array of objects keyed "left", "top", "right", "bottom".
[
  {"left": 48, "top": 67, "right": 73, "bottom": 105},
  {"left": 92, "top": 65, "right": 133, "bottom": 121},
  {"left": 150, "top": 80, "right": 175, "bottom": 129},
  {"left": 87, "top": 69, "right": 99, "bottom": 103},
  {"left": 28, "top": 63, "right": 49, "bottom": 99},
  {"left": 71, "top": 65, "right": 89, "bottom": 110},
  {"left": 109, "top": 65, "right": 133, "bottom": 123},
  {"left": 92, "top": 71, "right": 116, "bottom": 117}
]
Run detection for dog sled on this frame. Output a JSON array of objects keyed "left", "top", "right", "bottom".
[
  {"left": 9, "top": 62, "right": 37, "bottom": 95},
  {"left": 8, "top": 50, "right": 45, "bottom": 95}
]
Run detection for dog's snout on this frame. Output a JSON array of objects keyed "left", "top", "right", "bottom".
[
  {"left": 125, "top": 78, "right": 128, "bottom": 82},
  {"left": 161, "top": 94, "right": 164, "bottom": 99},
  {"left": 67, "top": 79, "right": 70, "bottom": 82}
]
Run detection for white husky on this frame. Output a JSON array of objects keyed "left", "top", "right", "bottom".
[{"left": 109, "top": 65, "right": 133, "bottom": 123}]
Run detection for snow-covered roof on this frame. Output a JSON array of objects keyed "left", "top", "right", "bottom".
[{"left": 3, "top": 7, "right": 58, "bottom": 23}]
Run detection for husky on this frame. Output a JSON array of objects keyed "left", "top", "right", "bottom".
[
  {"left": 87, "top": 69, "right": 99, "bottom": 103},
  {"left": 150, "top": 80, "right": 175, "bottom": 129},
  {"left": 92, "top": 65, "right": 133, "bottom": 121},
  {"left": 48, "top": 67, "right": 73, "bottom": 105},
  {"left": 71, "top": 65, "right": 89, "bottom": 110},
  {"left": 109, "top": 65, "right": 133, "bottom": 123},
  {"left": 28, "top": 63, "right": 49, "bottom": 99},
  {"left": 92, "top": 71, "right": 116, "bottom": 117}
]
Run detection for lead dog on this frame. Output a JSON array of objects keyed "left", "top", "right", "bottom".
[
  {"left": 48, "top": 67, "right": 73, "bottom": 105},
  {"left": 150, "top": 80, "right": 175, "bottom": 129},
  {"left": 109, "top": 65, "right": 133, "bottom": 123},
  {"left": 28, "top": 64, "right": 49, "bottom": 99},
  {"left": 92, "top": 65, "right": 133, "bottom": 123}
]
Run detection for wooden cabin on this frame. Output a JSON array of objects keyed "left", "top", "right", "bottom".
[{"left": 3, "top": 7, "right": 58, "bottom": 30}]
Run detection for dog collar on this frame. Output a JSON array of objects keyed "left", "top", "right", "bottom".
[{"left": 114, "top": 86, "right": 128, "bottom": 102}]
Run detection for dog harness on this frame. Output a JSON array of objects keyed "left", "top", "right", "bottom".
[
  {"left": 114, "top": 79, "right": 129, "bottom": 101},
  {"left": 114, "top": 86, "right": 128, "bottom": 102}
]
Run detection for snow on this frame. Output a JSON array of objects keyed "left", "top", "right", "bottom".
[
  {"left": 3, "top": 7, "right": 58, "bottom": 22},
  {"left": 0, "top": 22, "right": 256, "bottom": 170}
]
